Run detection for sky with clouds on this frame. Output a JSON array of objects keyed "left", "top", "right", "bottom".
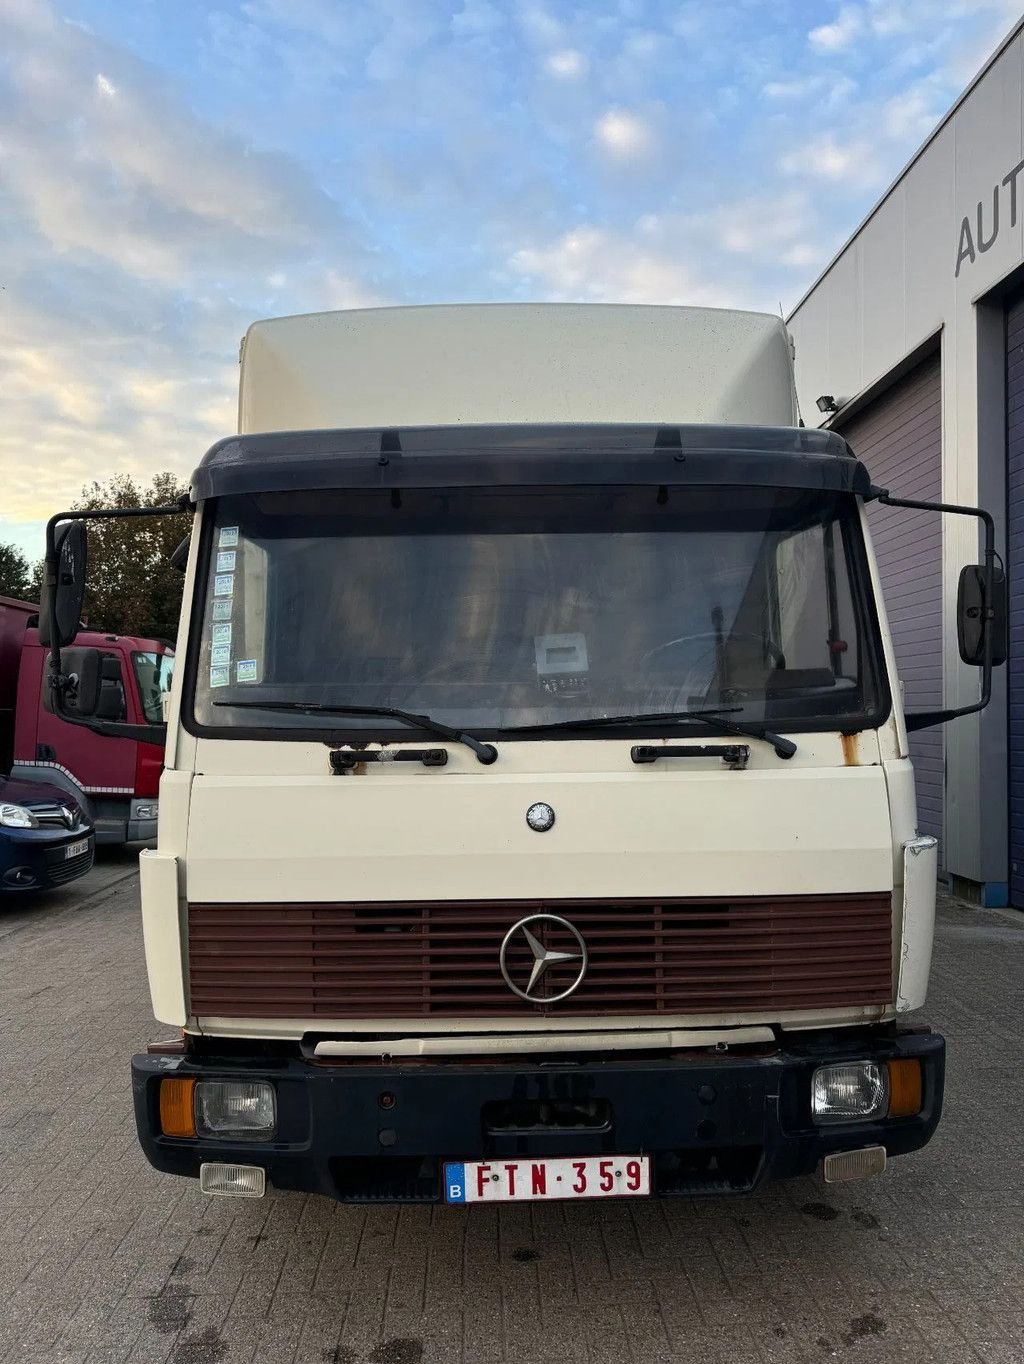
[{"left": 2, "top": 0, "right": 1022, "bottom": 563}]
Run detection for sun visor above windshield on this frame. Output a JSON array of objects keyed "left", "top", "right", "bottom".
[{"left": 190, "top": 424, "right": 872, "bottom": 502}]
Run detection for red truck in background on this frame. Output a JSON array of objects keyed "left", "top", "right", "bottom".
[{"left": 0, "top": 596, "right": 173, "bottom": 845}]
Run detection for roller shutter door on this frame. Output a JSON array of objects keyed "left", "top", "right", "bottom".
[
  {"left": 835, "top": 352, "right": 943, "bottom": 852},
  {"left": 1007, "top": 295, "right": 1024, "bottom": 906}
]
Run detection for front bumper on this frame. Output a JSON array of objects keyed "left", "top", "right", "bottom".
[
  {"left": 133, "top": 1029, "right": 944, "bottom": 1202},
  {"left": 0, "top": 828, "right": 95, "bottom": 892}
]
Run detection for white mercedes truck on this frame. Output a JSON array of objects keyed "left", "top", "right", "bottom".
[{"left": 41, "top": 304, "right": 1006, "bottom": 1204}]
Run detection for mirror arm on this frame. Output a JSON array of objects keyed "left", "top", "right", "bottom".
[
  {"left": 45, "top": 498, "right": 192, "bottom": 712},
  {"left": 868, "top": 486, "right": 996, "bottom": 729},
  {"left": 90, "top": 721, "right": 168, "bottom": 743}
]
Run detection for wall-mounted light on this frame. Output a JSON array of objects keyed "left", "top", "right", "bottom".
[{"left": 816, "top": 394, "right": 839, "bottom": 414}]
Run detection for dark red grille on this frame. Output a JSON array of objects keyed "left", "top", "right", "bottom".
[{"left": 187, "top": 895, "right": 893, "bottom": 1019}]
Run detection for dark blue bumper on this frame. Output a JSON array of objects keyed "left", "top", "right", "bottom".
[
  {"left": 0, "top": 826, "right": 95, "bottom": 892},
  {"left": 132, "top": 1029, "right": 944, "bottom": 1202}
]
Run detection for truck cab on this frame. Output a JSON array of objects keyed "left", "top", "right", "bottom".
[
  {"left": 38, "top": 305, "right": 1005, "bottom": 1204},
  {"left": 1, "top": 597, "right": 172, "bottom": 843}
]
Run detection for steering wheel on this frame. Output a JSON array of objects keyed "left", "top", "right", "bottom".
[
  {"left": 638, "top": 632, "right": 787, "bottom": 703},
  {"left": 641, "top": 631, "right": 785, "bottom": 670}
]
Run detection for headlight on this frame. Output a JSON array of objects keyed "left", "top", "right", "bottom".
[
  {"left": 195, "top": 1081, "right": 276, "bottom": 1139},
  {"left": 0, "top": 804, "right": 39, "bottom": 830},
  {"left": 811, "top": 1061, "right": 888, "bottom": 1124}
]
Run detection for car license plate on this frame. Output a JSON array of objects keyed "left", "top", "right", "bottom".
[
  {"left": 64, "top": 839, "right": 89, "bottom": 860},
  {"left": 444, "top": 1155, "right": 650, "bottom": 1203}
]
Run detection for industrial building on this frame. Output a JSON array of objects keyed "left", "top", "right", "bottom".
[{"left": 789, "top": 17, "right": 1024, "bottom": 907}]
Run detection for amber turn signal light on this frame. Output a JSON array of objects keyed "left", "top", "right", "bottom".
[
  {"left": 159, "top": 1077, "right": 197, "bottom": 1137},
  {"left": 886, "top": 1059, "right": 922, "bottom": 1118}
]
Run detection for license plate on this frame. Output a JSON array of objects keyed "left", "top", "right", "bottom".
[
  {"left": 444, "top": 1155, "right": 650, "bottom": 1203},
  {"left": 64, "top": 839, "right": 89, "bottom": 860}
]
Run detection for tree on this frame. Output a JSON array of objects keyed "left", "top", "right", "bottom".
[
  {"left": 71, "top": 473, "right": 191, "bottom": 640},
  {"left": 0, "top": 542, "right": 32, "bottom": 599}
]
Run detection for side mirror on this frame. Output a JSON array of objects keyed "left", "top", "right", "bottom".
[
  {"left": 42, "top": 647, "right": 102, "bottom": 717},
  {"left": 957, "top": 564, "right": 1007, "bottom": 667},
  {"left": 39, "top": 521, "right": 88, "bottom": 648}
]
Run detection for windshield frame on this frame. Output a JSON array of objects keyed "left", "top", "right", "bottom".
[{"left": 181, "top": 486, "right": 892, "bottom": 745}]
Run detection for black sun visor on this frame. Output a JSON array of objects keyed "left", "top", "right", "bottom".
[{"left": 190, "top": 423, "right": 871, "bottom": 502}]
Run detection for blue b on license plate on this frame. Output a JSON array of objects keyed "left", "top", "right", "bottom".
[{"left": 444, "top": 1155, "right": 650, "bottom": 1203}]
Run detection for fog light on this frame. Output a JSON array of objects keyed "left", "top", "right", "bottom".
[
  {"left": 822, "top": 1145, "right": 887, "bottom": 1183},
  {"left": 3, "top": 867, "right": 37, "bottom": 887},
  {"left": 134, "top": 803, "right": 158, "bottom": 820},
  {"left": 195, "top": 1080, "right": 276, "bottom": 1139},
  {"left": 811, "top": 1061, "right": 888, "bottom": 1124},
  {"left": 199, "top": 1163, "right": 266, "bottom": 1198}
]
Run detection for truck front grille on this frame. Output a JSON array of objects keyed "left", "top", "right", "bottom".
[{"left": 187, "top": 894, "right": 893, "bottom": 1019}]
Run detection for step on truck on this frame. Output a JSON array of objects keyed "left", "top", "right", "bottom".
[{"left": 39, "top": 304, "right": 1006, "bottom": 1204}]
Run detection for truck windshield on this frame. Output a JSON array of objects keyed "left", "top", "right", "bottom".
[
  {"left": 132, "top": 650, "right": 175, "bottom": 725},
  {"left": 189, "top": 485, "right": 887, "bottom": 737}
]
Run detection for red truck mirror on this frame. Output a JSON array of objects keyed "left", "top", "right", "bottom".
[{"left": 39, "top": 520, "right": 88, "bottom": 649}]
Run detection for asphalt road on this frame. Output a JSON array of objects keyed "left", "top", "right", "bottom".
[{"left": 1, "top": 858, "right": 1023, "bottom": 1364}]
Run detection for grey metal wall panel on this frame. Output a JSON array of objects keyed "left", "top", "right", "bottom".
[
  {"left": 1006, "top": 295, "right": 1024, "bottom": 906},
  {"left": 837, "top": 354, "right": 943, "bottom": 852}
]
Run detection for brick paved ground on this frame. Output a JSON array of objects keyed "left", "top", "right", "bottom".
[{"left": 1, "top": 867, "right": 1023, "bottom": 1364}]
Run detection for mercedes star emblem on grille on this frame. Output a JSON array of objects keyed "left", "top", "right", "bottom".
[{"left": 499, "top": 914, "right": 588, "bottom": 1003}]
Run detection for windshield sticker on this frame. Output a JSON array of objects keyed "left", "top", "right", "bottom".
[
  {"left": 236, "top": 659, "right": 259, "bottom": 683},
  {"left": 216, "top": 550, "right": 237, "bottom": 573},
  {"left": 212, "top": 623, "right": 232, "bottom": 646},
  {"left": 211, "top": 643, "right": 231, "bottom": 667},
  {"left": 210, "top": 666, "right": 230, "bottom": 688},
  {"left": 218, "top": 526, "right": 239, "bottom": 548},
  {"left": 212, "top": 599, "right": 232, "bottom": 622},
  {"left": 214, "top": 574, "right": 234, "bottom": 597}
]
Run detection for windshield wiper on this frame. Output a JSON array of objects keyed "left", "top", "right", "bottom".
[
  {"left": 213, "top": 700, "right": 498, "bottom": 765},
  {"left": 504, "top": 708, "right": 797, "bottom": 759}
]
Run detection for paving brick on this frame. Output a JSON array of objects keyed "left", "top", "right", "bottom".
[{"left": 2, "top": 873, "right": 1024, "bottom": 1363}]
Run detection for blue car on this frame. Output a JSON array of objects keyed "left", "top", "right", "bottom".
[{"left": 0, "top": 774, "right": 95, "bottom": 892}]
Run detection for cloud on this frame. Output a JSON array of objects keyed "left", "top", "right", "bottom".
[
  {"left": 517, "top": 5, "right": 565, "bottom": 46},
  {"left": 762, "top": 72, "right": 858, "bottom": 107},
  {"left": 780, "top": 134, "right": 881, "bottom": 187},
  {"left": 882, "top": 82, "right": 943, "bottom": 140},
  {"left": 0, "top": 11, "right": 353, "bottom": 286},
  {"left": 544, "top": 48, "right": 587, "bottom": 78},
  {"left": 509, "top": 226, "right": 728, "bottom": 306},
  {"left": 594, "top": 108, "right": 655, "bottom": 159},
  {"left": 1, "top": 0, "right": 1017, "bottom": 562},
  {"left": 0, "top": 0, "right": 386, "bottom": 548},
  {"left": 506, "top": 192, "right": 830, "bottom": 313},
  {"left": 451, "top": 0, "right": 505, "bottom": 38},
  {"left": 809, "top": 5, "right": 863, "bottom": 52}
]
